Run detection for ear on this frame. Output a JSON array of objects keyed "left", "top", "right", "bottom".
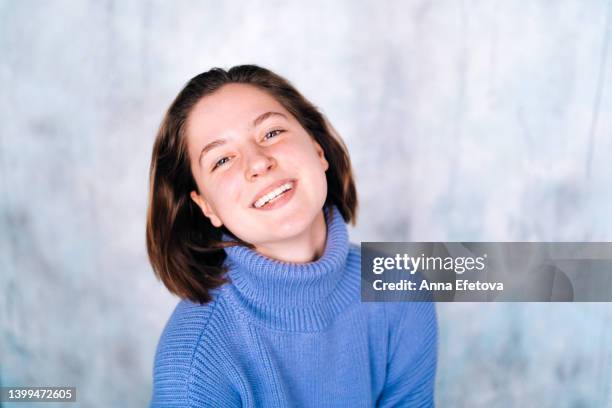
[
  {"left": 190, "top": 190, "right": 223, "bottom": 227},
  {"left": 313, "top": 140, "right": 329, "bottom": 171}
]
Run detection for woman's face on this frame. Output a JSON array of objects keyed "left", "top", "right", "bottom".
[{"left": 187, "top": 83, "right": 329, "bottom": 248}]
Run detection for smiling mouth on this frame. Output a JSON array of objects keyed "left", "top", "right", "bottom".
[{"left": 252, "top": 181, "right": 295, "bottom": 208}]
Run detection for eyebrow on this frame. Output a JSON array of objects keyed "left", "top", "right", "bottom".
[
  {"left": 252, "top": 111, "right": 287, "bottom": 128},
  {"left": 198, "top": 111, "right": 287, "bottom": 165}
]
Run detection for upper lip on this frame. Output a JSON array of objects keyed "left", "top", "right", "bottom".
[{"left": 251, "top": 178, "right": 296, "bottom": 207}]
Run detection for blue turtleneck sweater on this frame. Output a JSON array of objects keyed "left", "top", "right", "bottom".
[{"left": 151, "top": 205, "right": 438, "bottom": 407}]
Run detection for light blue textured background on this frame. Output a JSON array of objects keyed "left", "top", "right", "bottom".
[{"left": 1, "top": 1, "right": 612, "bottom": 406}]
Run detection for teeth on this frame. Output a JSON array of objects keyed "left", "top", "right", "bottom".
[{"left": 254, "top": 182, "right": 293, "bottom": 208}]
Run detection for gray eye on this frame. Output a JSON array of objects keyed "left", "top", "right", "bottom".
[
  {"left": 264, "top": 129, "right": 283, "bottom": 140},
  {"left": 213, "top": 157, "right": 230, "bottom": 170}
]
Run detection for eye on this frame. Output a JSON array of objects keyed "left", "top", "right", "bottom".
[
  {"left": 212, "top": 156, "right": 230, "bottom": 171},
  {"left": 263, "top": 129, "right": 284, "bottom": 140}
]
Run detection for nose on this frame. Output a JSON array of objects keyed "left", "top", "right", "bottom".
[{"left": 244, "top": 144, "right": 276, "bottom": 181}]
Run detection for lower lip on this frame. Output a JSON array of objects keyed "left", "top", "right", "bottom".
[{"left": 253, "top": 181, "right": 297, "bottom": 211}]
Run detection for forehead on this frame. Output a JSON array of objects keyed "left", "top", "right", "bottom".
[{"left": 186, "top": 83, "right": 289, "bottom": 143}]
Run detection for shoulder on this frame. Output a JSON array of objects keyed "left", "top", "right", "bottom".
[
  {"left": 348, "top": 242, "right": 361, "bottom": 256},
  {"left": 377, "top": 306, "right": 438, "bottom": 405},
  {"left": 155, "top": 296, "right": 228, "bottom": 361},
  {"left": 160, "top": 298, "right": 220, "bottom": 342},
  {"left": 346, "top": 242, "right": 361, "bottom": 269},
  {"left": 151, "top": 295, "right": 239, "bottom": 406},
  {"left": 386, "top": 300, "right": 437, "bottom": 325},
  {"left": 384, "top": 300, "right": 438, "bottom": 354},
  {"left": 151, "top": 299, "right": 218, "bottom": 403}
]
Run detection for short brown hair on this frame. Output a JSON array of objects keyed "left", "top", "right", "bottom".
[{"left": 146, "top": 65, "right": 358, "bottom": 304}]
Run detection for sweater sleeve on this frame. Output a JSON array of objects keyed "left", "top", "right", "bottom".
[
  {"left": 150, "top": 300, "right": 241, "bottom": 408},
  {"left": 377, "top": 301, "right": 438, "bottom": 408}
]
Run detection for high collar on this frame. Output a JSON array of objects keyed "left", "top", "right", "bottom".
[{"left": 221, "top": 205, "right": 356, "bottom": 332}]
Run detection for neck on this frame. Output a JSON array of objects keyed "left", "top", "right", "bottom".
[
  {"left": 253, "top": 209, "right": 328, "bottom": 263},
  {"left": 222, "top": 204, "right": 352, "bottom": 330}
]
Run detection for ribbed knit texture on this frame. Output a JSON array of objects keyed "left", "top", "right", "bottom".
[{"left": 151, "top": 205, "right": 438, "bottom": 407}]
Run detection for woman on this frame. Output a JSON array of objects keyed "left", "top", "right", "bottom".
[{"left": 147, "top": 65, "right": 437, "bottom": 407}]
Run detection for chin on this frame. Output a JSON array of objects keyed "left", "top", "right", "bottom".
[
  {"left": 236, "top": 199, "right": 324, "bottom": 241},
  {"left": 274, "top": 216, "right": 312, "bottom": 236}
]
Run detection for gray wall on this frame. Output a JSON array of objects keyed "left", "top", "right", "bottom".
[{"left": 1, "top": 1, "right": 611, "bottom": 406}]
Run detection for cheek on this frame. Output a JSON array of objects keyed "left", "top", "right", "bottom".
[
  {"left": 277, "top": 139, "right": 322, "bottom": 169},
  {"left": 290, "top": 148, "right": 328, "bottom": 194},
  {"left": 299, "top": 145, "right": 328, "bottom": 177},
  {"left": 203, "top": 171, "right": 243, "bottom": 209}
]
